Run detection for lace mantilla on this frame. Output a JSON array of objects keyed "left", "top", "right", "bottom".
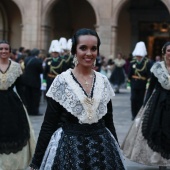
[
  {"left": 151, "top": 61, "right": 170, "bottom": 90},
  {"left": 0, "top": 60, "right": 22, "bottom": 90},
  {"left": 46, "top": 69, "right": 115, "bottom": 124},
  {"left": 114, "top": 58, "right": 126, "bottom": 67}
]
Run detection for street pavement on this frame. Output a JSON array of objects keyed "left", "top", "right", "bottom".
[{"left": 29, "top": 88, "right": 168, "bottom": 170}]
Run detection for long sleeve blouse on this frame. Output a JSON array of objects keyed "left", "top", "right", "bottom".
[{"left": 30, "top": 69, "right": 118, "bottom": 169}]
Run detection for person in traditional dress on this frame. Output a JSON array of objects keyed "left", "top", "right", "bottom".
[
  {"left": 0, "top": 40, "right": 35, "bottom": 169},
  {"left": 121, "top": 41, "right": 170, "bottom": 170},
  {"left": 30, "top": 28, "right": 126, "bottom": 170},
  {"left": 128, "top": 41, "right": 151, "bottom": 120},
  {"left": 109, "top": 52, "right": 126, "bottom": 93}
]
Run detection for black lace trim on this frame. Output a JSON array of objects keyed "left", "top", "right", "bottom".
[
  {"left": 0, "top": 60, "right": 11, "bottom": 74},
  {"left": 142, "top": 88, "right": 170, "bottom": 159},
  {"left": 0, "top": 90, "right": 30, "bottom": 154},
  {"left": 70, "top": 71, "right": 96, "bottom": 98},
  {"left": 51, "top": 123, "right": 125, "bottom": 170},
  {"left": 29, "top": 163, "right": 39, "bottom": 170}
]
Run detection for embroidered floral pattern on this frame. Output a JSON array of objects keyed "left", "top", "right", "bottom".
[{"left": 40, "top": 124, "right": 126, "bottom": 170}]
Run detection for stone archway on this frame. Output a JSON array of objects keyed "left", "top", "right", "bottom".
[
  {"left": 112, "top": 0, "right": 170, "bottom": 59},
  {"left": 41, "top": 0, "right": 98, "bottom": 52},
  {"left": 0, "top": 0, "right": 22, "bottom": 48},
  {"left": 0, "top": 3, "right": 8, "bottom": 40}
]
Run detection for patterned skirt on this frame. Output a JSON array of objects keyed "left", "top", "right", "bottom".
[
  {"left": 40, "top": 122, "right": 126, "bottom": 170},
  {"left": 0, "top": 89, "right": 35, "bottom": 170},
  {"left": 121, "top": 105, "right": 170, "bottom": 166}
]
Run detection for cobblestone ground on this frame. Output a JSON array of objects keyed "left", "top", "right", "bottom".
[{"left": 29, "top": 88, "right": 168, "bottom": 170}]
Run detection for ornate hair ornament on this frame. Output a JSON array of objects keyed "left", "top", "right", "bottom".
[{"left": 162, "top": 46, "right": 165, "bottom": 55}]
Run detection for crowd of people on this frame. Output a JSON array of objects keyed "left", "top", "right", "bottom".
[
  {"left": 9, "top": 37, "right": 74, "bottom": 116},
  {"left": 0, "top": 27, "right": 170, "bottom": 170}
]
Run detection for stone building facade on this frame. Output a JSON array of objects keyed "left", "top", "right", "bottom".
[{"left": 1, "top": 0, "right": 170, "bottom": 59}]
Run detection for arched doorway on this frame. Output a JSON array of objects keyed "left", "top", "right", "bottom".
[
  {"left": 117, "top": 0, "right": 170, "bottom": 60},
  {"left": 0, "top": 3, "right": 8, "bottom": 41},
  {"left": 42, "top": 0, "right": 96, "bottom": 51},
  {"left": 0, "top": 0, "right": 22, "bottom": 48}
]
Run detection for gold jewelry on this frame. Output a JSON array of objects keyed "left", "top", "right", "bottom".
[
  {"left": 72, "top": 69, "right": 94, "bottom": 88},
  {"left": 73, "top": 55, "right": 78, "bottom": 66},
  {"left": 84, "top": 80, "right": 90, "bottom": 87},
  {"left": 81, "top": 73, "right": 94, "bottom": 87},
  {"left": 93, "top": 60, "right": 96, "bottom": 67},
  {"left": 85, "top": 97, "right": 94, "bottom": 120},
  {"left": 1, "top": 73, "right": 6, "bottom": 83}
]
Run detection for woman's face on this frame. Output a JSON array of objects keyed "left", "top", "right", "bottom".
[
  {"left": 0, "top": 43, "right": 10, "bottom": 59},
  {"left": 117, "top": 53, "right": 122, "bottom": 59},
  {"left": 165, "top": 45, "right": 170, "bottom": 61},
  {"left": 76, "top": 35, "right": 98, "bottom": 68},
  {"left": 51, "top": 52, "right": 60, "bottom": 58}
]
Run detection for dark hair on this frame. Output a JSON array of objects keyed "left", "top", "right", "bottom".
[
  {"left": 71, "top": 28, "right": 101, "bottom": 55},
  {"left": 31, "top": 48, "right": 40, "bottom": 56},
  {"left": 0, "top": 40, "right": 11, "bottom": 52},
  {"left": 25, "top": 49, "right": 31, "bottom": 56},
  {"left": 162, "top": 41, "right": 170, "bottom": 55},
  {"left": 12, "top": 49, "right": 17, "bottom": 55},
  {"left": 19, "top": 46, "right": 25, "bottom": 52}
]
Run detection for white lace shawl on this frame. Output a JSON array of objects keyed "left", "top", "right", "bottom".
[
  {"left": 46, "top": 69, "right": 115, "bottom": 124},
  {"left": 114, "top": 58, "right": 126, "bottom": 67},
  {"left": 151, "top": 61, "right": 170, "bottom": 90},
  {"left": 0, "top": 60, "right": 22, "bottom": 90}
]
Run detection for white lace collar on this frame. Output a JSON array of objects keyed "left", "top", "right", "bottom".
[
  {"left": 114, "top": 58, "right": 126, "bottom": 67},
  {"left": 46, "top": 69, "right": 115, "bottom": 124},
  {"left": 151, "top": 61, "right": 170, "bottom": 90},
  {"left": 0, "top": 60, "right": 22, "bottom": 90}
]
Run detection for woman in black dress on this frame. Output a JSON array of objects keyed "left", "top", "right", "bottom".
[
  {"left": 30, "top": 28, "right": 126, "bottom": 170},
  {"left": 0, "top": 40, "right": 35, "bottom": 169},
  {"left": 109, "top": 52, "right": 126, "bottom": 93},
  {"left": 121, "top": 42, "right": 170, "bottom": 170}
]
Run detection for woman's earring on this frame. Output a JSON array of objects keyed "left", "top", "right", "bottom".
[
  {"left": 93, "top": 59, "right": 96, "bottom": 67},
  {"left": 164, "top": 55, "right": 166, "bottom": 62},
  {"left": 73, "top": 55, "right": 78, "bottom": 66}
]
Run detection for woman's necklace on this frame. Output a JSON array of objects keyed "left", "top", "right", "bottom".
[
  {"left": 0, "top": 60, "right": 10, "bottom": 73},
  {"left": 82, "top": 74, "right": 93, "bottom": 87},
  {"left": 73, "top": 69, "right": 94, "bottom": 88}
]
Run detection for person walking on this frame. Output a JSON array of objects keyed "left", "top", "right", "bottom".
[
  {"left": 0, "top": 40, "right": 35, "bottom": 169},
  {"left": 128, "top": 41, "right": 151, "bottom": 120},
  {"left": 121, "top": 41, "right": 170, "bottom": 170},
  {"left": 109, "top": 52, "right": 126, "bottom": 93},
  {"left": 30, "top": 28, "right": 126, "bottom": 170}
]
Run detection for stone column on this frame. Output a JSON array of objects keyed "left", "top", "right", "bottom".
[
  {"left": 110, "top": 25, "right": 118, "bottom": 59},
  {"left": 40, "top": 25, "right": 51, "bottom": 52},
  {"left": 21, "top": 0, "right": 40, "bottom": 49},
  {"left": 95, "top": 19, "right": 114, "bottom": 58}
]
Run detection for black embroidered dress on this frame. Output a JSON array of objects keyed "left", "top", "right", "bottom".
[
  {"left": 0, "top": 60, "right": 35, "bottom": 169},
  {"left": 121, "top": 61, "right": 170, "bottom": 166},
  {"left": 109, "top": 58, "right": 126, "bottom": 86},
  {"left": 30, "top": 69, "right": 126, "bottom": 170}
]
